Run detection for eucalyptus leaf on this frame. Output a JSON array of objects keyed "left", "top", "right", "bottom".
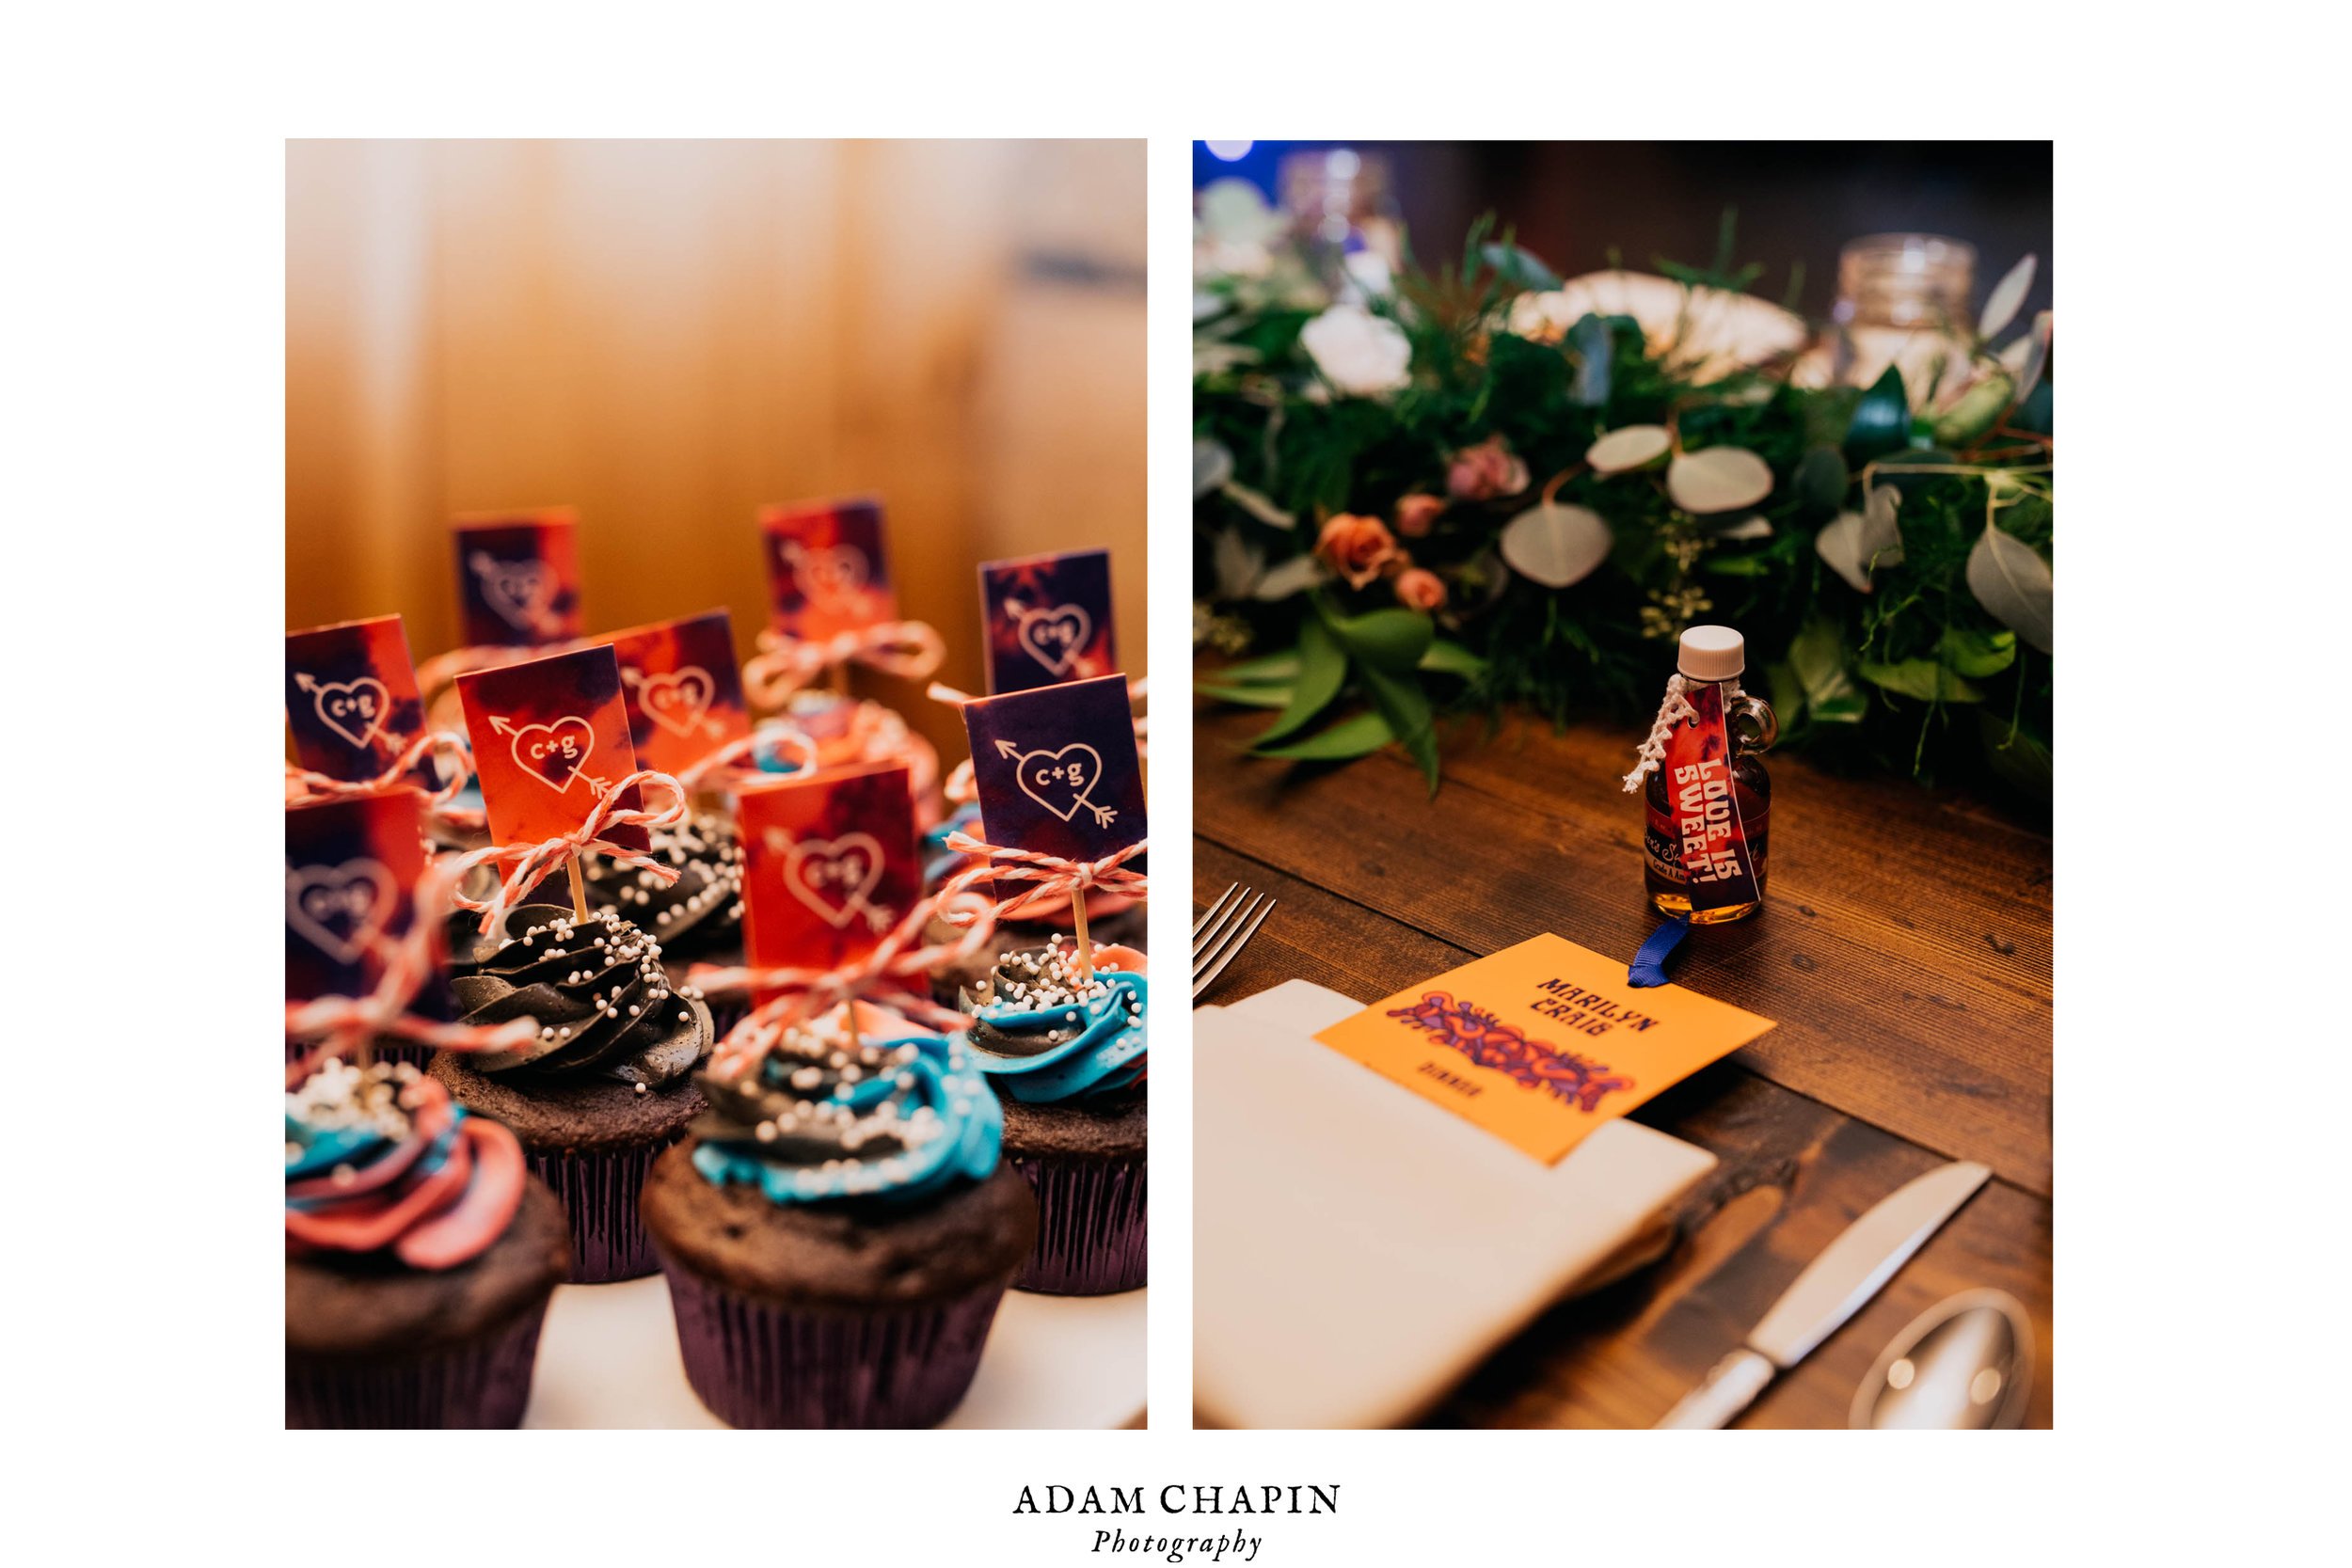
[
  {"left": 1251, "top": 708, "right": 1395, "bottom": 761},
  {"left": 1567, "top": 313, "right": 1613, "bottom": 407},
  {"left": 1844, "top": 364, "right": 1910, "bottom": 461},
  {"left": 1222, "top": 480, "right": 1296, "bottom": 530},
  {"left": 1708, "top": 515, "right": 1773, "bottom": 541},
  {"left": 1210, "top": 528, "right": 1264, "bottom": 601},
  {"left": 1966, "top": 523, "right": 2054, "bottom": 653},
  {"left": 1193, "top": 436, "right": 1235, "bottom": 499},
  {"left": 1793, "top": 446, "right": 1847, "bottom": 519},
  {"left": 1419, "top": 639, "right": 1487, "bottom": 679},
  {"left": 1499, "top": 501, "right": 1614, "bottom": 589},
  {"left": 1941, "top": 626, "right": 2017, "bottom": 678},
  {"left": 1788, "top": 617, "right": 1867, "bottom": 723},
  {"left": 1481, "top": 243, "right": 1561, "bottom": 293},
  {"left": 1814, "top": 488, "right": 1905, "bottom": 594},
  {"left": 1858, "top": 657, "right": 1986, "bottom": 704},
  {"left": 1250, "top": 553, "right": 1326, "bottom": 601},
  {"left": 1932, "top": 370, "right": 2012, "bottom": 448},
  {"left": 1586, "top": 424, "right": 1672, "bottom": 475},
  {"left": 1979, "top": 254, "right": 2037, "bottom": 341},
  {"left": 1666, "top": 446, "right": 1773, "bottom": 514},
  {"left": 1253, "top": 615, "right": 1348, "bottom": 745},
  {"left": 1327, "top": 607, "right": 1435, "bottom": 673}
]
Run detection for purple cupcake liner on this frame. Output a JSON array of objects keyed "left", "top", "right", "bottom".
[
  {"left": 285, "top": 1037, "right": 436, "bottom": 1071},
  {"left": 1009, "top": 1151, "right": 1146, "bottom": 1296},
  {"left": 529, "top": 1136, "right": 680, "bottom": 1284},
  {"left": 656, "top": 1255, "right": 1011, "bottom": 1428},
  {"left": 285, "top": 1301, "right": 548, "bottom": 1429}
]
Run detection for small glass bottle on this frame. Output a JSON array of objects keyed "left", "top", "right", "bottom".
[{"left": 1642, "top": 626, "right": 1777, "bottom": 924}]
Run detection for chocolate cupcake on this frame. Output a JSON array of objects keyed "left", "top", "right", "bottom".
[
  {"left": 430, "top": 909, "right": 714, "bottom": 1283},
  {"left": 964, "top": 938, "right": 1148, "bottom": 1295},
  {"left": 920, "top": 801, "right": 1147, "bottom": 1003},
  {"left": 580, "top": 813, "right": 748, "bottom": 1034},
  {"left": 286, "top": 1056, "right": 569, "bottom": 1428},
  {"left": 643, "top": 1006, "right": 1035, "bottom": 1428}
]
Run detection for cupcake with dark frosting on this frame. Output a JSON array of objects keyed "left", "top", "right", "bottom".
[
  {"left": 580, "top": 813, "right": 748, "bottom": 1034},
  {"left": 430, "top": 908, "right": 715, "bottom": 1282},
  {"left": 642, "top": 1004, "right": 1036, "bottom": 1428},
  {"left": 962, "top": 937, "right": 1148, "bottom": 1295},
  {"left": 286, "top": 1055, "right": 570, "bottom": 1427}
]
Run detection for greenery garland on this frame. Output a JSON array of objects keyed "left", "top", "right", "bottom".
[{"left": 1192, "top": 208, "right": 2054, "bottom": 808}]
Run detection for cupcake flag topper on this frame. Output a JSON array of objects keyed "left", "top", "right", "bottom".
[
  {"left": 947, "top": 673, "right": 1149, "bottom": 976},
  {"left": 285, "top": 615, "right": 475, "bottom": 826},
  {"left": 978, "top": 546, "right": 1119, "bottom": 694},
  {"left": 596, "top": 608, "right": 756, "bottom": 791},
  {"left": 743, "top": 496, "right": 943, "bottom": 708},
  {"left": 285, "top": 791, "right": 540, "bottom": 1070},
  {"left": 453, "top": 644, "right": 686, "bottom": 932},
  {"left": 453, "top": 509, "right": 582, "bottom": 648}
]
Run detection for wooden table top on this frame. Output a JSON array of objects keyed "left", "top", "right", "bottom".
[{"left": 1191, "top": 698, "right": 2054, "bottom": 1429}]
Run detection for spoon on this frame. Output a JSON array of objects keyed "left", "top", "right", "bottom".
[{"left": 1850, "top": 1289, "right": 2034, "bottom": 1429}]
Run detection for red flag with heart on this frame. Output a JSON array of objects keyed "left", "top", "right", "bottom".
[
  {"left": 758, "top": 495, "right": 897, "bottom": 641},
  {"left": 737, "top": 762, "right": 922, "bottom": 987},
  {"left": 455, "top": 645, "right": 651, "bottom": 856},
  {"left": 978, "top": 546, "right": 1119, "bottom": 694},
  {"left": 596, "top": 608, "right": 752, "bottom": 778},
  {"left": 286, "top": 788, "right": 429, "bottom": 1004},
  {"left": 453, "top": 509, "right": 582, "bottom": 648}
]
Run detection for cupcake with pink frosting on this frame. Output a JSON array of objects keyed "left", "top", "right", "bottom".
[{"left": 285, "top": 1055, "right": 570, "bottom": 1427}]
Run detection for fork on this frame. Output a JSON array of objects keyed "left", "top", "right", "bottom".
[{"left": 1192, "top": 882, "right": 1276, "bottom": 1001}]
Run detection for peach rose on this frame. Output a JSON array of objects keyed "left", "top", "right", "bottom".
[
  {"left": 1446, "top": 434, "right": 1530, "bottom": 500},
  {"left": 1394, "top": 494, "right": 1445, "bottom": 539},
  {"left": 1393, "top": 567, "right": 1448, "bottom": 612},
  {"left": 1315, "top": 513, "right": 1402, "bottom": 590}
]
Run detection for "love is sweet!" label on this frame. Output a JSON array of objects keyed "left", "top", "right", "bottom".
[
  {"left": 978, "top": 546, "right": 1118, "bottom": 694},
  {"left": 454, "top": 644, "right": 648, "bottom": 854},
  {"left": 758, "top": 496, "right": 896, "bottom": 642},
  {"left": 1313, "top": 934, "right": 1774, "bottom": 1164},
  {"left": 959, "top": 673, "right": 1145, "bottom": 901},
  {"left": 737, "top": 762, "right": 921, "bottom": 979},
  {"left": 453, "top": 509, "right": 582, "bottom": 647},
  {"left": 285, "top": 614, "right": 434, "bottom": 787},
  {"left": 286, "top": 788, "right": 430, "bottom": 1002}
]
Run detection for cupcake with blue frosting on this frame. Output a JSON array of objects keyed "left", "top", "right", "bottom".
[
  {"left": 285, "top": 1055, "right": 569, "bottom": 1427},
  {"left": 640, "top": 1003, "right": 1036, "bottom": 1428},
  {"left": 962, "top": 936, "right": 1148, "bottom": 1295}
]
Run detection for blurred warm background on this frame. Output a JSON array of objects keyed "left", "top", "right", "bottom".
[{"left": 287, "top": 139, "right": 1146, "bottom": 762}]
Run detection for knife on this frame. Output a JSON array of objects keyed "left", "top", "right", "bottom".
[{"left": 1654, "top": 1159, "right": 1992, "bottom": 1429}]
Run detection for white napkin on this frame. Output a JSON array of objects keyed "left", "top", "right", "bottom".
[{"left": 1194, "top": 979, "right": 1717, "bottom": 1429}]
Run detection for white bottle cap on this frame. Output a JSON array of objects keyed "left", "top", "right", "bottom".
[{"left": 1677, "top": 625, "right": 1745, "bottom": 681}]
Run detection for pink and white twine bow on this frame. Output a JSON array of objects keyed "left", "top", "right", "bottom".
[
  {"left": 689, "top": 888, "right": 1002, "bottom": 1078},
  {"left": 283, "top": 729, "right": 479, "bottom": 829},
  {"left": 450, "top": 769, "right": 690, "bottom": 933},
  {"left": 932, "top": 831, "right": 1150, "bottom": 923},
  {"left": 286, "top": 857, "right": 542, "bottom": 1074},
  {"left": 742, "top": 622, "right": 945, "bottom": 709},
  {"left": 672, "top": 723, "right": 822, "bottom": 796}
]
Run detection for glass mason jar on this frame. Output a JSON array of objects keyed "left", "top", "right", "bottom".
[
  {"left": 1278, "top": 147, "right": 1403, "bottom": 296},
  {"left": 1825, "top": 231, "right": 1979, "bottom": 407}
]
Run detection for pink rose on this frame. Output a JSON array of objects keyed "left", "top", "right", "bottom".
[
  {"left": 1316, "top": 513, "right": 1403, "bottom": 590},
  {"left": 1445, "top": 434, "right": 1530, "bottom": 501},
  {"left": 1393, "top": 567, "right": 1448, "bottom": 612},
  {"left": 1394, "top": 494, "right": 1445, "bottom": 539}
]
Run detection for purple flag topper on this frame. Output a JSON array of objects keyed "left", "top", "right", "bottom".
[
  {"left": 978, "top": 547, "right": 1118, "bottom": 694},
  {"left": 959, "top": 673, "right": 1146, "bottom": 883}
]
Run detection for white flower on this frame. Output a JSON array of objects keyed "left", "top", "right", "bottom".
[{"left": 1300, "top": 303, "right": 1412, "bottom": 397}]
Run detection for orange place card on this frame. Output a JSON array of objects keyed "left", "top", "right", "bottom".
[
  {"left": 286, "top": 788, "right": 429, "bottom": 1002},
  {"left": 454, "top": 644, "right": 648, "bottom": 855},
  {"left": 596, "top": 609, "right": 752, "bottom": 776},
  {"left": 285, "top": 614, "right": 431, "bottom": 785},
  {"left": 737, "top": 762, "right": 921, "bottom": 974},
  {"left": 453, "top": 508, "right": 582, "bottom": 647},
  {"left": 1313, "top": 934, "right": 1774, "bottom": 1164},
  {"left": 758, "top": 495, "right": 896, "bottom": 641}
]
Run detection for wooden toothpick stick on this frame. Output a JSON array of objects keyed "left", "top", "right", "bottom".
[
  {"left": 1070, "top": 887, "right": 1094, "bottom": 979},
  {"left": 566, "top": 852, "right": 589, "bottom": 922}
]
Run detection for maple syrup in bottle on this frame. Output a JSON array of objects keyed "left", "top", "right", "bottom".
[{"left": 1641, "top": 626, "right": 1777, "bottom": 924}]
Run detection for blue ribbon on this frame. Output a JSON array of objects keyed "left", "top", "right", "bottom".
[{"left": 1628, "top": 915, "right": 1691, "bottom": 989}]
